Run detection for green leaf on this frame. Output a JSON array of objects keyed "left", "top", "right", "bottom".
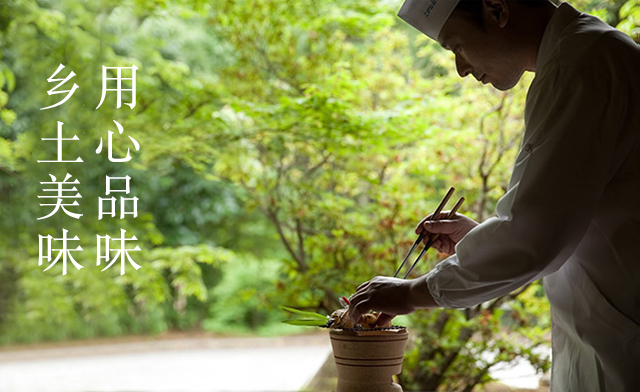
[
  {"left": 280, "top": 306, "right": 328, "bottom": 321},
  {"left": 282, "top": 319, "right": 327, "bottom": 326},
  {"left": 3, "top": 68, "right": 14, "bottom": 93}
]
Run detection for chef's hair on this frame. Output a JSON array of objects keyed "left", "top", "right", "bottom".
[{"left": 455, "top": 0, "right": 550, "bottom": 28}]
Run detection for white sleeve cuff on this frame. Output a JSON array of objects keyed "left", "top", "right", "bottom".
[{"left": 425, "top": 256, "right": 465, "bottom": 309}]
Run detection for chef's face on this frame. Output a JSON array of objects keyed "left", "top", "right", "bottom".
[{"left": 437, "top": 5, "right": 525, "bottom": 91}]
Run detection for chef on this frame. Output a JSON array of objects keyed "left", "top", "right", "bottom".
[{"left": 348, "top": 0, "right": 640, "bottom": 390}]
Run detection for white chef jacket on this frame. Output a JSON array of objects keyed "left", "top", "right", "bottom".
[{"left": 424, "top": 3, "right": 640, "bottom": 391}]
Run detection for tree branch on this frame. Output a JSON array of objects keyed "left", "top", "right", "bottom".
[
  {"left": 263, "top": 206, "right": 308, "bottom": 272},
  {"left": 295, "top": 218, "right": 306, "bottom": 269}
]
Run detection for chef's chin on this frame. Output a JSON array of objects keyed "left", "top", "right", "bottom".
[{"left": 492, "top": 72, "right": 526, "bottom": 91}]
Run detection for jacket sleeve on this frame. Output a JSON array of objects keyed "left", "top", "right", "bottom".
[{"left": 424, "top": 56, "right": 631, "bottom": 309}]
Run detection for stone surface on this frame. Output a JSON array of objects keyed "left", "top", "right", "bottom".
[{"left": 0, "top": 333, "right": 331, "bottom": 392}]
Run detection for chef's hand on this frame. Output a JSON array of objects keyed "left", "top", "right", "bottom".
[
  {"left": 415, "top": 211, "right": 479, "bottom": 255},
  {"left": 348, "top": 276, "right": 437, "bottom": 326}
]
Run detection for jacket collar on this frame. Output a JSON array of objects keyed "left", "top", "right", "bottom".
[{"left": 536, "top": 2, "right": 582, "bottom": 71}]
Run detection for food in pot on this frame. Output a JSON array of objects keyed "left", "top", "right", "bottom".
[{"left": 326, "top": 308, "right": 391, "bottom": 329}]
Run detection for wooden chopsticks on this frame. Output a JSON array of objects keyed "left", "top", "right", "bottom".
[{"left": 393, "top": 187, "right": 464, "bottom": 279}]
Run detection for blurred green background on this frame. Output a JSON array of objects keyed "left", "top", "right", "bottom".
[{"left": 1, "top": 0, "right": 638, "bottom": 390}]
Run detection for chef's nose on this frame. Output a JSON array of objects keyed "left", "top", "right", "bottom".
[{"left": 455, "top": 54, "right": 472, "bottom": 78}]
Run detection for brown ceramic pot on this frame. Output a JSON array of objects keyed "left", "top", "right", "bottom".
[{"left": 329, "top": 328, "right": 409, "bottom": 392}]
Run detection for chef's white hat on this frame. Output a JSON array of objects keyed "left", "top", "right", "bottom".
[{"left": 398, "top": 0, "right": 461, "bottom": 41}]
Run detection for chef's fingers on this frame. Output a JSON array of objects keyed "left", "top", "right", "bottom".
[
  {"left": 421, "top": 234, "right": 435, "bottom": 246},
  {"left": 348, "top": 299, "right": 371, "bottom": 323},
  {"left": 433, "top": 237, "right": 456, "bottom": 255},
  {"left": 348, "top": 291, "right": 368, "bottom": 310},
  {"left": 375, "top": 312, "right": 395, "bottom": 327},
  {"left": 422, "top": 218, "right": 460, "bottom": 235},
  {"left": 415, "top": 211, "right": 452, "bottom": 234},
  {"left": 355, "top": 275, "right": 387, "bottom": 294},
  {"left": 414, "top": 215, "right": 430, "bottom": 234},
  {"left": 432, "top": 238, "right": 444, "bottom": 252},
  {"left": 355, "top": 280, "right": 371, "bottom": 293}
]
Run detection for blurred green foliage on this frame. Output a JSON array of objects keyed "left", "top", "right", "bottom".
[{"left": 1, "top": 0, "right": 637, "bottom": 390}]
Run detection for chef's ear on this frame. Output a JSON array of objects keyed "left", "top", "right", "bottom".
[{"left": 482, "top": 0, "right": 510, "bottom": 29}]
